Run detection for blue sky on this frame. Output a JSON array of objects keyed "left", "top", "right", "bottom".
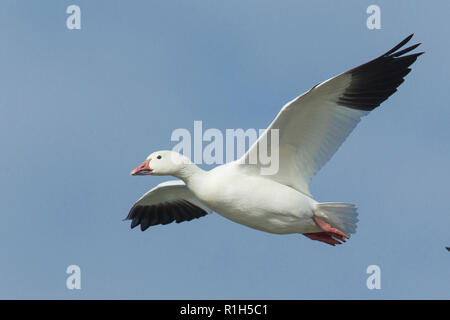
[{"left": 0, "top": 0, "right": 449, "bottom": 299}]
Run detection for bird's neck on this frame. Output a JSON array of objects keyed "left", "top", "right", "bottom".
[{"left": 173, "top": 163, "right": 205, "bottom": 184}]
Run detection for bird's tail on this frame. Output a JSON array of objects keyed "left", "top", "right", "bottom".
[{"left": 315, "top": 202, "right": 359, "bottom": 235}]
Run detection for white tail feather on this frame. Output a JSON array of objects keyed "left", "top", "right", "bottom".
[{"left": 315, "top": 202, "right": 359, "bottom": 235}]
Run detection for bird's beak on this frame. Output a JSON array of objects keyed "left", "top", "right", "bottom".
[{"left": 130, "top": 159, "right": 152, "bottom": 176}]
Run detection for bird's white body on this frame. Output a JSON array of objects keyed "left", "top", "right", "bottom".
[{"left": 186, "top": 162, "right": 319, "bottom": 234}]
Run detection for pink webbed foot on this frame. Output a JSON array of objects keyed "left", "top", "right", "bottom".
[{"left": 303, "top": 216, "right": 350, "bottom": 246}]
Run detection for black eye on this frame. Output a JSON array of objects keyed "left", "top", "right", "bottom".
[{"left": 157, "top": 155, "right": 162, "bottom": 159}]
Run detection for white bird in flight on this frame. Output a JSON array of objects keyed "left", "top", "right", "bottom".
[{"left": 126, "top": 34, "right": 422, "bottom": 246}]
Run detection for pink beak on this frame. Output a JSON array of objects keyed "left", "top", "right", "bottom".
[{"left": 130, "top": 159, "right": 152, "bottom": 176}]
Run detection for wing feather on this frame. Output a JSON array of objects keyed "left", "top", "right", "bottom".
[
  {"left": 238, "top": 34, "right": 422, "bottom": 196},
  {"left": 125, "top": 180, "right": 211, "bottom": 231}
]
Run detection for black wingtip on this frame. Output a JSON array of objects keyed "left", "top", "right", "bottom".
[
  {"left": 391, "top": 43, "right": 421, "bottom": 57},
  {"left": 416, "top": 51, "right": 425, "bottom": 57},
  {"left": 383, "top": 34, "right": 415, "bottom": 56},
  {"left": 446, "top": 247, "right": 450, "bottom": 252},
  {"left": 125, "top": 201, "right": 210, "bottom": 232},
  {"left": 337, "top": 34, "right": 422, "bottom": 111}
]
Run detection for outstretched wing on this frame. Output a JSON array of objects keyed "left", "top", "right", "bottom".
[
  {"left": 125, "top": 180, "right": 212, "bottom": 231},
  {"left": 238, "top": 34, "right": 423, "bottom": 196}
]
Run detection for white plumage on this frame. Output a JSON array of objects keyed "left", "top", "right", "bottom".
[{"left": 126, "top": 35, "right": 422, "bottom": 245}]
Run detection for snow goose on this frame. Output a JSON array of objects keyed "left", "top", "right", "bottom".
[{"left": 126, "top": 34, "right": 422, "bottom": 245}]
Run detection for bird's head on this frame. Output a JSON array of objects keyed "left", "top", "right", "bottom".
[{"left": 130, "top": 150, "right": 191, "bottom": 176}]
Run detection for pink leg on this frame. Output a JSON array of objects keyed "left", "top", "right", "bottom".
[{"left": 303, "top": 216, "right": 350, "bottom": 246}]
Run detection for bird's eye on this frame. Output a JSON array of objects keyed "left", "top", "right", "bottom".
[{"left": 157, "top": 155, "right": 162, "bottom": 159}]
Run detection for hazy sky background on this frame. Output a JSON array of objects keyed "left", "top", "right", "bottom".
[{"left": 0, "top": 0, "right": 449, "bottom": 299}]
